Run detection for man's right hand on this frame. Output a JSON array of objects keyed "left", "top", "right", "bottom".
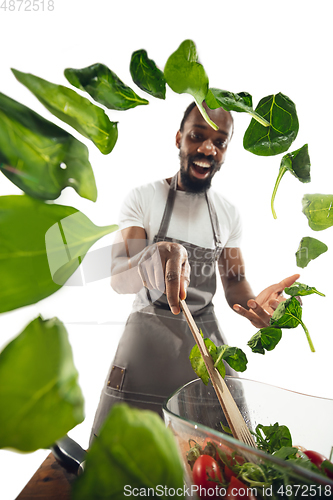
[{"left": 138, "top": 242, "right": 190, "bottom": 315}]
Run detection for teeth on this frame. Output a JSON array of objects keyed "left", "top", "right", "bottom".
[{"left": 193, "top": 161, "right": 211, "bottom": 169}]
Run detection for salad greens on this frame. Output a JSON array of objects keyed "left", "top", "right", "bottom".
[
  {"left": 302, "top": 194, "right": 333, "bottom": 231},
  {"left": 243, "top": 93, "right": 299, "bottom": 156},
  {"left": 0, "top": 316, "right": 84, "bottom": 452},
  {"left": 130, "top": 49, "right": 166, "bottom": 99},
  {"left": 271, "top": 144, "right": 311, "bottom": 219},
  {"left": 270, "top": 297, "right": 315, "bottom": 352},
  {"left": 64, "top": 63, "right": 149, "bottom": 110},
  {"left": 252, "top": 423, "right": 292, "bottom": 454},
  {"left": 205, "top": 88, "right": 270, "bottom": 127},
  {"left": 72, "top": 403, "right": 184, "bottom": 500},
  {"left": 189, "top": 331, "right": 247, "bottom": 385},
  {"left": 0, "top": 195, "right": 117, "bottom": 313},
  {"left": 0, "top": 92, "right": 97, "bottom": 201},
  {"left": 296, "top": 236, "right": 328, "bottom": 268},
  {"left": 284, "top": 282, "right": 325, "bottom": 297},
  {"left": 12, "top": 69, "right": 118, "bottom": 155},
  {"left": 164, "top": 39, "right": 218, "bottom": 130},
  {"left": 247, "top": 327, "right": 282, "bottom": 355}
]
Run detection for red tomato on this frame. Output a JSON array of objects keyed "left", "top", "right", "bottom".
[
  {"left": 304, "top": 450, "right": 333, "bottom": 479},
  {"left": 192, "top": 454, "right": 223, "bottom": 498},
  {"left": 226, "top": 475, "right": 257, "bottom": 499},
  {"left": 224, "top": 464, "right": 236, "bottom": 482}
]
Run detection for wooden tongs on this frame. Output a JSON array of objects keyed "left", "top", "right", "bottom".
[{"left": 179, "top": 299, "right": 256, "bottom": 449}]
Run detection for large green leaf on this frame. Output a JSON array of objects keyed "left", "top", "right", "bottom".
[
  {"left": 164, "top": 39, "right": 217, "bottom": 130},
  {"left": 206, "top": 88, "right": 269, "bottom": 126},
  {"left": 64, "top": 63, "right": 149, "bottom": 110},
  {"left": 284, "top": 281, "right": 325, "bottom": 297},
  {"left": 12, "top": 69, "right": 118, "bottom": 155},
  {"left": 0, "top": 92, "right": 97, "bottom": 201},
  {"left": 72, "top": 404, "right": 184, "bottom": 500},
  {"left": 247, "top": 327, "right": 282, "bottom": 355},
  {"left": 0, "top": 195, "right": 118, "bottom": 313},
  {"left": 130, "top": 49, "right": 166, "bottom": 99},
  {"left": 295, "top": 236, "right": 328, "bottom": 268},
  {"left": 243, "top": 93, "right": 299, "bottom": 156},
  {"left": 271, "top": 144, "right": 311, "bottom": 218},
  {"left": 302, "top": 194, "right": 333, "bottom": 231},
  {"left": 0, "top": 316, "right": 84, "bottom": 452}
]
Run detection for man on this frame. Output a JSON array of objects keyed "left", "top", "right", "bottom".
[{"left": 90, "top": 102, "right": 298, "bottom": 440}]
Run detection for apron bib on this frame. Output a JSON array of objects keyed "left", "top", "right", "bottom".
[{"left": 90, "top": 174, "right": 235, "bottom": 441}]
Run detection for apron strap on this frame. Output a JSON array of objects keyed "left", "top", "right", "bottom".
[{"left": 154, "top": 172, "right": 223, "bottom": 250}]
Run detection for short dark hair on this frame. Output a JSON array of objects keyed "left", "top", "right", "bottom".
[{"left": 179, "top": 101, "right": 234, "bottom": 136}]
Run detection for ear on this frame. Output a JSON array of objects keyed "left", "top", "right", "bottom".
[{"left": 175, "top": 130, "right": 181, "bottom": 149}]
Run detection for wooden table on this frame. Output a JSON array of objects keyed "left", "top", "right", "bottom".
[{"left": 16, "top": 453, "right": 77, "bottom": 499}]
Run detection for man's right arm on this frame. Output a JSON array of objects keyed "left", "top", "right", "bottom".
[{"left": 110, "top": 226, "right": 190, "bottom": 314}]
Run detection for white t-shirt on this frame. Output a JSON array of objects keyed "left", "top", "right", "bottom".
[{"left": 118, "top": 179, "right": 242, "bottom": 249}]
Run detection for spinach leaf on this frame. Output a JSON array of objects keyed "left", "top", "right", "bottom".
[
  {"left": 164, "top": 39, "right": 218, "bottom": 130},
  {"left": 243, "top": 93, "right": 299, "bottom": 156},
  {"left": 0, "top": 316, "right": 84, "bottom": 452},
  {"left": 273, "top": 447, "right": 298, "bottom": 460},
  {"left": 72, "top": 403, "right": 184, "bottom": 500},
  {"left": 253, "top": 423, "right": 292, "bottom": 454},
  {"left": 189, "top": 334, "right": 247, "bottom": 385},
  {"left": 271, "top": 144, "right": 311, "bottom": 219},
  {"left": 270, "top": 297, "right": 315, "bottom": 352},
  {"left": 12, "top": 69, "right": 118, "bottom": 155},
  {"left": 0, "top": 195, "right": 117, "bottom": 312},
  {"left": 214, "top": 345, "right": 248, "bottom": 373},
  {"left": 295, "top": 236, "right": 328, "bottom": 268},
  {"left": 130, "top": 49, "right": 166, "bottom": 99},
  {"left": 206, "top": 88, "right": 269, "bottom": 127},
  {"left": 247, "top": 327, "right": 282, "bottom": 354},
  {"left": 189, "top": 338, "right": 224, "bottom": 384},
  {"left": 284, "top": 281, "right": 325, "bottom": 297},
  {"left": 0, "top": 92, "right": 97, "bottom": 201},
  {"left": 302, "top": 194, "right": 333, "bottom": 231},
  {"left": 64, "top": 63, "right": 149, "bottom": 110}
]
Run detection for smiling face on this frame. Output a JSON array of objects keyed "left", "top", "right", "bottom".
[{"left": 176, "top": 104, "right": 233, "bottom": 192}]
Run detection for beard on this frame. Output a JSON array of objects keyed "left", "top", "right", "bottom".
[{"left": 179, "top": 150, "right": 222, "bottom": 193}]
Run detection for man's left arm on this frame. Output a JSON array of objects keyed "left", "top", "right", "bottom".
[{"left": 218, "top": 248, "right": 300, "bottom": 328}]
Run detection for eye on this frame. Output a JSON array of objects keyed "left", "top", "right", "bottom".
[
  {"left": 215, "top": 139, "right": 228, "bottom": 149},
  {"left": 190, "top": 131, "right": 203, "bottom": 141}
]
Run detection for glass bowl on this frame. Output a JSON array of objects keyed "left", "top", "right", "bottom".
[{"left": 163, "top": 377, "right": 333, "bottom": 498}]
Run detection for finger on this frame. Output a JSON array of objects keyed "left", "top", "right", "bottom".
[
  {"left": 165, "top": 257, "right": 185, "bottom": 315},
  {"left": 179, "top": 261, "right": 191, "bottom": 301},
  {"left": 247, "top": 299, "right": 272, "bottom": 325},
  {"left": 233, "top": 304, "right": 269, "bottom": 329},
  {"left": 276, "top": 273, "right": 300, "bottom": 292},
  {"left": 268, "top": 298, "right": 281, "bottom": 311}
]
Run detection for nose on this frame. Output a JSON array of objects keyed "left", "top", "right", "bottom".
[{"left": 197, "top": 139, "right": 217, "bottom": 156}]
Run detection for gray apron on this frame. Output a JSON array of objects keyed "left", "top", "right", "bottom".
[{"left": 90, "top": 174, "right": 235, "bottom": 441}]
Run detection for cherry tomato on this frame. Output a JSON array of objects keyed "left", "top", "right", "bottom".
[
  {"left": 304, "top": 450, "right": 333, "bottom": 479},
  {"left": 192, "top": 454, "right": 223, "bottom": 498},
  {"left": 226, "top": 475, "right": 257, "bottom": 499}
]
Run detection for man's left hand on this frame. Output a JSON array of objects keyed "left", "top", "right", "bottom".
[{"left": 233, "top": 274, "right": 300, "bottom": 328}]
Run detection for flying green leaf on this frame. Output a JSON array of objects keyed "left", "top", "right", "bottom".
[
  {"left": 130, "top": 49, "right": 166, "bottom": 99},
  {"left": 214, "top": 345, "right": 248, "bottom": 372},
  {"left": 164, "top": 39, "right": 217, "bottom": 130},
  {"left": 64, "top": 63, "right": 149, "bottom": 110},
  {"left": 0, "top": 92, "right": 96, "bottom": 201},
  {"left": 284, "top": 282, "right": 325, "bottom": 297},
  {"left": 295, "top": 236, "right": 328, "bottom": 268},
  {"left": 12, "top": 69, "right": 118, "bottom": 155},
  {"left": 0, "top": 195, "right": 118, "bottom": 313},
  {"left": 243, "top": 93, "right": 299, "bottom": 156},
  {"left": 302, "top": 194, "right": 333, "bottom": 231},
  {"left": 270, "top": 297, "right": 315, "bottom": 352},
  {"left": 271, "top": 144, "right": 311, "bottom": 219},
  {"left": 72, "top": 404, "right": 184, "bottom": 500},
  {"left": 247, "top": 327, "right": 282, "bottom": 355},
  {"left": 206, "top": 88, "right": 269, "bottom": 127},
  {"left": 0, "top": 316, "right": 84, "bottom": 452},
  {"left": 189, "top": 338, "right": 222, "bottom": 385}
]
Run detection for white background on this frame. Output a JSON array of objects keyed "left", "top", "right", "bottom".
[{"left": 1, "top": 0, "right": 332, "bottom": 498}]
